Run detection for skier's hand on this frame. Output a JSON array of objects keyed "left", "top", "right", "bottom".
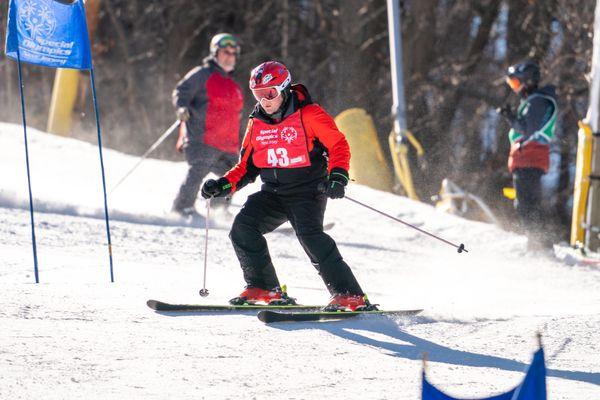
[
  {"left": 201, "top": 177, "right": 232, "bottom": 199},
  {"left": 496, "top": 103, "right": 515, "bottom": 121},
  {"left": 325, "top": 168, "right": 349, "bottom": 199},
  {"left": 175, "top": 124, "right": 187, "bottom": 153},
  {"left": 176, "top": 107, "right": 190, "bottom": 122}
]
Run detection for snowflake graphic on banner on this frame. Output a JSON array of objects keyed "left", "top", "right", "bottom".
[{"left": 17, "top": 0, "right": 57, "bottom": 41}]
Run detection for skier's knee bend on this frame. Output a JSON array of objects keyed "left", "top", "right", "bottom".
[
  {"left": 293, "top": 224, "right": 323, "bottom": 236},
  {"left": 228, "top": 222, "right": 246, "bottom": 245},
  {"left": 297, "top": 233, "right": 339, "bottom": 262},
  {"left": 229, "top": 216, "right": 260, "bottom": 246}
]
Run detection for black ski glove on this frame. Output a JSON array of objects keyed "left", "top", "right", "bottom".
[
  {"left": 496, "top": 103, "right": 515, "bottom": 122},
  {"left": 325, "top": 168, "right": 349, "bottom": 199},
  {"left": 201, "top": 177, "right": 232, "bottom": 199}
]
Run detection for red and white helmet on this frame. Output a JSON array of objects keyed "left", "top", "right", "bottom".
[{"left": 249, "top": 61, "right": 292, "bottom": 101}]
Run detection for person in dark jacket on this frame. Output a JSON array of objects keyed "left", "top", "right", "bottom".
[
  {"left": 497, "top": 61, "right": 558, "bottom": 249},
  {"left": 172, "top": 33, "right": 244, "bottom": 216},
  {"left": 200, "top": 61, "right": 376, "bottom": 311}
]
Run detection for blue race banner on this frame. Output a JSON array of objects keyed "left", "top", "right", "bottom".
[
  {"left": 510, "top": 348, "right": 547, "bottom": 400},
  {"left": 422, "top": 348, "right": 547, "bottom": 400},
  {"left": 5, "top": 0, "right": 92, "bottom": 69}
]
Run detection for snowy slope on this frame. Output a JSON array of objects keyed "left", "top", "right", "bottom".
[{"left": 1, "top": 123, "right": 599, "bottom": 399}]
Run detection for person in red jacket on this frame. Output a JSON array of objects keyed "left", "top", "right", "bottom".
[
  {"left": 172, "top": 33, "right": 244, "bottom": 216},
  {"left": 200, "top": 61, "right": 375, "bottom": 311}
]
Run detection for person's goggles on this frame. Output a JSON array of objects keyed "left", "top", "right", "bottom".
[
  {"left": 252, "top": 87, "right": 281, "bottom": 101},
  {"left": 216, "top": 37, "right": 239, "bottom": 49},
  {"left": 506, "top": 76, "right": 523, "bottom": 92}
]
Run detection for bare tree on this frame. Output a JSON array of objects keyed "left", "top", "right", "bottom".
[{"left": 0, "top": 0, "right": 593, "bottom": 240}]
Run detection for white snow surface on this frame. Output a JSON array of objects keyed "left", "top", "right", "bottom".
[{"left": 1, "top": 122, "right": 599, "bottom": 399}]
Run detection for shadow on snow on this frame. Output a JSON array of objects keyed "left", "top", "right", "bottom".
[{"left": 266, "top": 315, "right": 600, "bottom": 387}]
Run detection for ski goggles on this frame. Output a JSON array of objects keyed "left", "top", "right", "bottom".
[
  {"left": 251, "top": 87, "right": 281, "bottom": 102},
  {"left": 216, "top": 37, "right": 240, "bottom": 51},
  {"left": 506, "top": 76, "right": 523, "bottom": 92}
]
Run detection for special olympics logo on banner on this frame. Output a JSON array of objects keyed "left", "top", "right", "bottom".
[
  {"left": 281, "top": 127, "right": 298, "bottom": 144},
  {"left": 17, "top": 0, "right": 57, "bottom": 41}
]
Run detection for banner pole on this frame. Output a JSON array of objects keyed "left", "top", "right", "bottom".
[
  {"left": 89, "top": 67, "right": 115, "bottom": 282},
  {"left": 15, "top": 50, "right": 40, "bottom": 284}
]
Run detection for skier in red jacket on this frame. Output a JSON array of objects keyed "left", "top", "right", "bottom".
[
  {"left": 200, "top": 61, "right": 375, "bottom": 311},
  {"left": 172, "top": 33, "right": 244, "bottom": 217}
]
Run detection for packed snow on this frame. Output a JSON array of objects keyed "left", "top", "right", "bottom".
[{"left": 1, "top": 122, "right": 599, "bottom": 399}]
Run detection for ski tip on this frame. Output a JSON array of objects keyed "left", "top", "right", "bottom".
[
  {"left": 146, "top": 299, "right": 159, "bottom": 310},
  {"left": 256, "top": 310, "right": 271, "bottom": 323},
  {"left": 257, "top": 310, "right": 289, "bottom": 323}
]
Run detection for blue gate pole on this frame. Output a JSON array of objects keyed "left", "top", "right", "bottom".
[
  {"left": 15, "top": 50, "right": 40, "bottom": 283},
  {"left": 89, "top": 68, "right": 114, "bottom": 282}
]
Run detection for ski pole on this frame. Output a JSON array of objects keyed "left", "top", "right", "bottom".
[
  {"left": 199, "top": 198, "right": 211, "bottom": 297},
  {"left": 344, "top": 195, "right": 468, "bottom": 253},
  {"left": 110, "top": 120, "right": 180, "bottom": 193}
]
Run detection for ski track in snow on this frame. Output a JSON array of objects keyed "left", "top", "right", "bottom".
[{"left": 1, "top": 123, "right": 599, "bottom": 399}]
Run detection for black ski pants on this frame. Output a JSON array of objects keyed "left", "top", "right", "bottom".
[
  {"left": 229, "top": 190, "right": 364, "bottom": 296},
  {"left": 513, "top": 167, "right": 544, "bottom": 236},
  {"left": 173, "top": 142, "right": 236, "bottom": 211}
]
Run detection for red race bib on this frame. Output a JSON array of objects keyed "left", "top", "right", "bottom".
[{"left": 251, "top": 110, "right": 311, "bottom": 168}]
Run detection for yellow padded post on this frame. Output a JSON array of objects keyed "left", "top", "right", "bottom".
[
  {"left": 571, "top": 120, "right": 594, "bottom": 246},
  {"left": 334, "top": 108, "right": 393, "bottom": 192},
  {"left": 47, "top": 68, "right": 80, "bottom": 136}
]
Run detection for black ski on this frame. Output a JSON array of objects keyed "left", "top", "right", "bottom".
[
  {"left": 146, "top": 299, "right": 322, "bottom": 312},
  {"left": 257, "top": 309, "right": 423, "bottom": 323}
]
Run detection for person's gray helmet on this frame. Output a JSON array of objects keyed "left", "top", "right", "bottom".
[{"left": 209, "top": 33, "right": 241, "bottom": 57}]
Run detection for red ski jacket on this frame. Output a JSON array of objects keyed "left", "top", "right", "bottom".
[
  {"left": 224, "top": 84, "right": 350, "bottom": 195},
  {"left": 173, "top": 59, "right": 243, "bottom": 154}
]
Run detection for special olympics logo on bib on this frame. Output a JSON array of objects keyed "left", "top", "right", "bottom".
[
  {"left": 281, "top": 127, "right": 298, "bottom": 144},
  {"left": 17, "top": 0, "right": 57, "bottom": 41}
]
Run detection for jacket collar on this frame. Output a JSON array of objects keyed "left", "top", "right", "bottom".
[{"left": 205, "top": 57, "right": 234, "bottom": 76}]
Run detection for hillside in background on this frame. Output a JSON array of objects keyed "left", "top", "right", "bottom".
[
  {"left": 1, "top": 123, "right": 599, "bottom": 399},
  {"left": 0, "top": 0, "right": 595, "bottom": 242}
]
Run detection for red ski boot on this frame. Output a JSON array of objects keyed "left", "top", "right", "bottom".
[
  {"left": 229, "top": 285, "right": 297, "bottom": 306},
  {"left": 323, "top": 293, "right": 378, "bottom": 312}
]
